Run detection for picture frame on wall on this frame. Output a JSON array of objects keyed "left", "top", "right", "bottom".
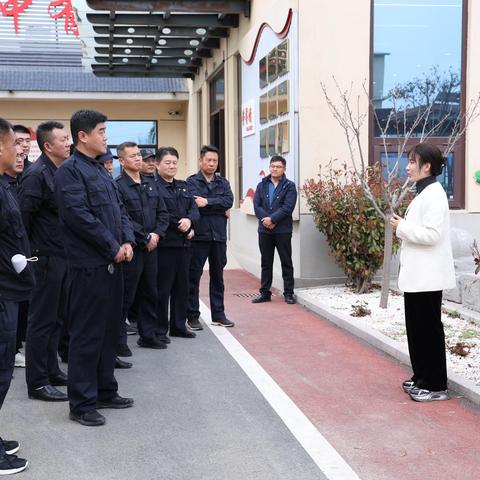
[{"left": 260, "top": 93, "right": 269, "bottom": 124}]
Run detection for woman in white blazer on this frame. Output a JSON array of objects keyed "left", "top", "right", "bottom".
[{"left": 390, "top": 143, "right": 455, "bottom": 403}]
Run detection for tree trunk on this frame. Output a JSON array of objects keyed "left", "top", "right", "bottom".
[{"left": 380, "top": 219, "right": 394, "bottom": 308}]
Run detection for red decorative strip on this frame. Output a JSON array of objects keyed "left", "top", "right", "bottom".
[{"left": 245, "top": 8, "right": 293, "bottom": 65}]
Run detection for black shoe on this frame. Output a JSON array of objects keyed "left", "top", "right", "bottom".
[
  {"left": 169, "top": 329, "right": 196, "bottom": 338},
  {"left": 251, "top": 293, "right": 271, "bottom": 304},
  {"left": 69, "top": 410, "right": 105, "bottom": 426},
  {"left": 49, "top": 371, "right": 68, "bottom": 386},
  {"left": 0, "top": 454, "right": 28, "bottom": 475},
  {"left": 115, "top": 357, "right": 132, "bottom": 369},
  {"left": 117, "top": 344, "right": 133, "bottom": 357},
  {"left": 28, "top": 385, "right": 68, "bottom": 402},
  {"left": 187, "top": 318, "right": 203, "bottom": 331},
  {"left": 158, "top": 335, "right": 171, "bottom": 344},
  {"left": 137, "top": 337, "right": 167, "bottom": 349},
  {"left": 211, "top": 318, "right": 235, "bottom": 327},
  {"left": 96, "top": 395, "right": 134, "bottom": 410},
  {"left": 126, "top": 324, "right": 138, "bottom": 335},
  {"left": 284, "top": 294, "right": 296, "bottom": 305},
  {"left": 0, "top": 438, "right": 19, "bottom": 455}
]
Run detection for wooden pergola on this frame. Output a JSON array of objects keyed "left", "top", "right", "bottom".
[{"left": 85, "top": 0, "right": 250, "bottom": 78}]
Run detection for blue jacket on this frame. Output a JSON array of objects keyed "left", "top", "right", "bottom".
[
  {"left": 54, "top": 149, "right": 135, "bottom": 267},
  {"left": 115, "top": 172, "right": 169, "bottom": 249},
  {"left": 18, "top": 153, "right": 65, "bottom": 257},
  {"left": 156, "top": 176, "right": 200, "bottom": 248},
  {"left": 0, "top": 175, "right": 35, "bottom": 302},
  {"left": 253, "top": 175, "right": 297, "bottom": 234},
  {"left": 186, "top": 171, "right": 233, "bottom": 242}
]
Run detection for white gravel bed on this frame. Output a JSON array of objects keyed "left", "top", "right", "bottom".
[{"left": 301, "top": 285, "right": 480, "bottom": 385}]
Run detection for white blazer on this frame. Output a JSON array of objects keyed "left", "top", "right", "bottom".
[{"left": 396, "top": 181, "right": 456, "bottom": 293}]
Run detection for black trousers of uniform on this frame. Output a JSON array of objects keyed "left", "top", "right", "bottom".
[
  {"left": 25, "top": 256, "right": 66, "bottom": 390},
  {"left": 157, "top": 247, "right": 190, "bottom": 337},
  {"left": 258, "top": 233, "right": 294, "bottom": 296},
  {"left": 119, "top": 248, "right": 158, "bottom": 346},
  {"left": 67, "top": 264, "right": 123, "bottom": 414},
  {"left": 0, "top": 300, "right": 17, "bottom": 459},
  {"left": 188, "top": 241, "right": 227, "bottom": 322},
  {"left": 404, "top": 291, "right": 447, "bottom": 391},
  {"left": 16, "top": 300, "right": 28, "bottom": 352}
]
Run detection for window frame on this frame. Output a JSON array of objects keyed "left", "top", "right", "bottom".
[{"left": 369, "top": 0, "right": 468, "bottom": 209}]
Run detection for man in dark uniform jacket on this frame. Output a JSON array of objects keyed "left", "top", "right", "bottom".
[
  {"left": 55, "top": 110, "right": 135, "bottom": 427},
  {"left": 0, "top": 118, "right": 34, "bottom": 474},
  {"left": 252, "top": 155, "right": 297, "bottom": 304},
  {"left": 18, "top": 121, "right": 71, "bottom": 402},
  {"left": 186, "top": 145, "right": 234, "bottom": 329},
  {"left": 155, "top": 147, "right": 199, "bottom": 343},
  {"left": 116, "top": 142, "right": 168, "bottom": 351}
]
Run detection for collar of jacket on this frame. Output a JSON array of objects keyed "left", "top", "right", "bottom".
[
  {"left": 262, "top": 173, "right": 286, "bottom": 185},
  {"left": 73, "top": 148, "right": 101, "bottom": 165},
  {"left": 415, "top": 175, "right": 436, "bottom": 195},
  {"left": 195, "top": 170, "right": 220, "bottom": 184},
  {"left": 158, "top": 175, "right": 176, "bottom": 188},
  {"left": 119, "top": 170, "right": 143, "bottom": 187},
  {"left": 38, "top": 152, "right": 58, "bottom": 172}
]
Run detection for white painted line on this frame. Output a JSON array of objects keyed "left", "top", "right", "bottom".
[{"left": 200, "top": 301, "right": 362, "bottom": 480}]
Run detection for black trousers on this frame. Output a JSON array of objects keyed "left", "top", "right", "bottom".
[
  {"left": 157, "top": 247, "right": 190, "bottom": 337},
  {"left": 119, "top": 249, "right": 158, "bottom": 345},
  {"left": 404, "top": 291, "right": 447, "bottom": 391},
  {"left": 67, "top": 265, "right": 123, "bottom": 414},
  {"left": 25, "top": 256, "right": 66, "bottom": 390},
  {"left": 258, "top": 233, "right": 294, "bottom": 296},
  {"left": 16, "top": 300, "right": 28, "bottom": 351},
  {"left": 188, "top": 241, "right": 227, "bottom": 322},
  {"left": 0, "top": 300, "right": 17, "bottom": 458}
]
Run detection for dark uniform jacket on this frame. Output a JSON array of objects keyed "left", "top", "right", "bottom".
[
  {"left": 18, "top": 153, "right": 64, "bottom": 257},
  {"left": 186, "top": 171, "right": 233, "bottom": 243},
  {"left": 253, "top": 174, "right": 297, "bottom": 235},
  {"left": 115, "top": 171, "right": 169, "bottom": 249},
  {"left": 156, "top": 176, "right": 200, "bottom": 248},
  {"left": 54, "top": 149, "right": 135, "bottom": 267},
  {"left": 0, "top": 175, "right": 35, "bottom": 302}
]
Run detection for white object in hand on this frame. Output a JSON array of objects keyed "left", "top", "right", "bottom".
[{"left": 11, "top": 254, "right": 38, "bottom": 274}]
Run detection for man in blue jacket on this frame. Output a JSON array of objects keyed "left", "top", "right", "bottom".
[
  {"left": 186, "top": 145, "right": 234, "bottom": 329},
  {"left": 252, "top": 155, "right": 297, "bottom": 304},
  {"left": 55, "top": 110, "right": 135, "bottom": 427},
  {"left": 0, "top": 118, "right": 34, "bottom": 474}
]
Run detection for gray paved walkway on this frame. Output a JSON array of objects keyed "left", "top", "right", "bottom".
[{"left": 1, "top": 327, "right": 324, "bottom": 480}]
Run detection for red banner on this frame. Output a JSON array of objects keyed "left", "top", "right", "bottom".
[{"left": 0, "top": 0, "right": 33, "bottom": 33}]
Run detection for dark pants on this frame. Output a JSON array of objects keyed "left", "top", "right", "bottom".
[
  {"left": 16, "top": 300, "right": 28, "bottom": 351},
  {"left": 157, "top": 247, "right": 190, "bottom": 336},
  {"left": 258, "top": 233, "right": 294, "bottom": 296},
  {"left": 188, "top": 241, "right": 227, "bottom": 322},
  {"left": 0, "top": 300, "right": 17, "bottom": 458},
  {"left": 25, "top": 256, "right": 66, "bottom": 390},
  {"left": 119, "top": 249, "right": 158, "bottom": 346},
  {"left": 404, "top": 291, "right": 447, "bottom": 391},
  {"left": 67, "top": 265, "right": 123, "bottom": 414}
]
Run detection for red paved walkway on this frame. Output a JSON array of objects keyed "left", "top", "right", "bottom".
[{"left": 200, "top": 270, "right": 480, "bottom": 480}]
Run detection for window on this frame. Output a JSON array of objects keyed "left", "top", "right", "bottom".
[
  {"left": 372, "top": 0, "right": 466, "bottom": 207},
  {"left": 105, "top": 120, "right": 157, "bottom": 176}
]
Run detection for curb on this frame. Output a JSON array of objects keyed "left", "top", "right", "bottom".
[{"left": 296, "top": 291, "right": 480, "bottom": 407}]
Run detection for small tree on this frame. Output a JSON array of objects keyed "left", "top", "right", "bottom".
[{"left": 321, "top": 76, "right": 480, "bottom": 308}]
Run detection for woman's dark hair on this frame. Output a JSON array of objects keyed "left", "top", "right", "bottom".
[
  {"left": 156, "top": 146, "right": 179, "bottom": 162},
  {"left": 408, "top": 143, "right": 445, "bottom": 176}
]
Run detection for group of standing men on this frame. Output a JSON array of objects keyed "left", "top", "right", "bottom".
[{"left": 0, "top": 108, "right": 298, "bottom": 475}]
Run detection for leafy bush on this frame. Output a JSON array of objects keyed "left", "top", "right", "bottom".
[{"left": 303, "top": 162, "right": 407, "bottom": 293}]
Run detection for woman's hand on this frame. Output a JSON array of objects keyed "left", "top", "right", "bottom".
[{"left": 390, "top": 213, "right": 403, "bottom": 230}]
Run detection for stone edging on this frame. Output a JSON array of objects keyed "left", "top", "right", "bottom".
[{"left": 296, "top": 290, "right": 480, "bottom": 407}]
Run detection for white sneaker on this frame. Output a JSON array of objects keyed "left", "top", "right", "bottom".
[
  {"left": 14, "top": 352, "right": 26, "bottom": 368},
  {"left": 409, "top": 388, "right": 449, "bottom": 402}
]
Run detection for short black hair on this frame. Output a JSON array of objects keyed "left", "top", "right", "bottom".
[
  {"left": 70, "top": 110, "right": 107, "bottom": 146},
  {"left": 12, "top": 124, "right": 30, "bottom": 135},
  {"left": 270, "top": 155, "right": 286, "bottom": 167},
  {"left": 36, "top": 121, "right": 65, "bottom": 153},
  {"left": 156, "top": 147, "right": 179, "bottom": 162},
  {"left": 117, "top": 141, "right": 138, "bottom": 157},
  {"left": 0, "top": 118, "right": 13, "bottom": 141},
  {"left": 408, "top": 143, "right": 445, "bottom": 177},
  {"left": 200, "top": 144, "right": 219, "bottom": 158}
]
